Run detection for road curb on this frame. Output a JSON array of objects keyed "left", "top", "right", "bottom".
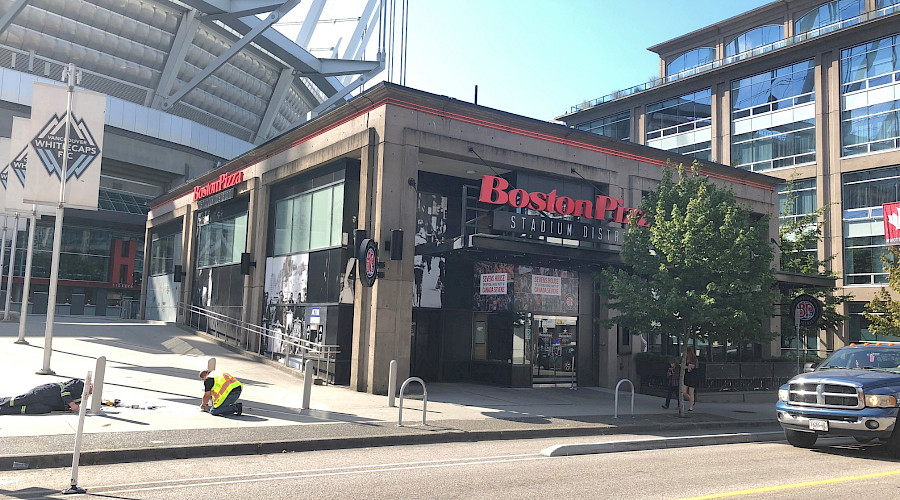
[
  {"left": 1, "top": 420, "right": 781, "bottom": 470},
  {"left": 540, "top": 430, "right": 785, "bottom": 456}
]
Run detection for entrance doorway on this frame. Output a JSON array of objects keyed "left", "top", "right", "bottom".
[
  {"left": 531, "top": 315, "right": 577, "bottom": 385},
  {"left": 411, "top": 310, "right": 442, "bottom": 381}
]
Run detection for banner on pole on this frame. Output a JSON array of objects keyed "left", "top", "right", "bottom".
[
  {"left": 0, "top": 137, "right": 8, "bottom": 212},
  {"left": 883, "top": 201, "right": 900, "bottom": 245},
  {"left": 3, "top": 117, "right": 31, "bottom": 214},
  {"left": 24, "top": 82, "right": 105, "bottom": 211}
]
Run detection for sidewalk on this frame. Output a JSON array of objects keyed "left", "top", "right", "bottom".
[{"left": 0, "top": 317, "right": 780, "bottom": 470}]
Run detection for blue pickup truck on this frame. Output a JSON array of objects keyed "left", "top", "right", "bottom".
[{"left": 776, "top": 343, "right": 900, "bottom": 457}]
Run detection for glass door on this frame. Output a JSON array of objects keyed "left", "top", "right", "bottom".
[{"left": 531, "top": 315, "right": 577, "bottom": 385}]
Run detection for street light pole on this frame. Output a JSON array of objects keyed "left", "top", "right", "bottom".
[{"left": 37, "top": 63, "right": 78, "bottom": 375}]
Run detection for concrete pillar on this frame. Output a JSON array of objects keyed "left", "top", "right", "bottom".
[
  {"left": 179, "top": 206, "right": 196, "bottom": 319},
  {"left": 712, "top": 81, "right": 731, "bottom": 165},
  {"left": 351, "top": 130, "right": 378, "bottom": 392},
  {"left": 240, "top": 177, "right": 266, "bottom": 351}
]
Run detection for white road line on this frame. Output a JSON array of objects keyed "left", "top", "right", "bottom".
[{"left": 93, "top": 455, "right": 555, "bottom": 495}]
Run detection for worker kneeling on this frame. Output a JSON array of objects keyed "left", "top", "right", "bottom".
[{"left": 199, "top": 370, "right": 243, "bottom": 416}]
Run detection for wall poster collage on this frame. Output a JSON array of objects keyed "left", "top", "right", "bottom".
[
  {"left": 474, "top": 261, "right": 578, "bottom": 314},
  {"left": 414, "top": 192, "right": 447, "bottom": 308}
]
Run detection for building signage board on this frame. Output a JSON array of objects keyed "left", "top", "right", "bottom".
[
  {"left": 491, "top": 210, "right": 623, "bottom": 245},
  {"left": 194, "top": 171, "right": 244, "bottom": 202},
  {"left": 532, "top": 275, "right": 561, "bottom": 296},
  {"left": 197, "top": 187, "right": 235, "bottom": 210},
  {"left": 883, "top": 201, "right": 900, "bottom": 245},
  {"left": 480, "top": 273, "right": 507, "bottom": 294},
  {"left": 24, "top": 82, "right": 105, "bottom": 211},
  {"left": 478, "top": 175, "right": 648, "bottom": 227}
]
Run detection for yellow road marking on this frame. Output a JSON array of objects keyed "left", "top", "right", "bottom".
[{"left": 678, "top": 469, "right": 900, "bottom": 499}]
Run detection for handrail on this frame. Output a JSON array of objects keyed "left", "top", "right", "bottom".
[
  {"left": 397, "top": 377, "right": 427, "bottom": 426},
  {"left": 568, "top": 5, "right": 900, "bottom": 115},
  {"left": 177, "top": 302, "right": 340, "bottom": 383},
  {"left": 614, "top": 378, "right": 634, "bottom": 419}
]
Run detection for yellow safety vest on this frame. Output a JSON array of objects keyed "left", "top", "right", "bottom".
[{"left": 208, "top": 371, "right": 242, "bottom": 407}]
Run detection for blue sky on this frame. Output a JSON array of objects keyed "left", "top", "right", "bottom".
[{"left": 398, "top": 0, "right": 773, "bottom": 121}]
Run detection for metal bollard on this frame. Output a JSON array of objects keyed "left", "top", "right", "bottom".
[
  {"left": 64, "top": 371, "right": 92, "bottom": 495},
  {"left": 397, "top": 377, "right": 427, "bottom": 427},
  {"left": 614, "top": 378, "right": 635, "bottom": 419},
  {"left": 90, "top": 356, "right": 106, "bottom": 414},
  {"left": 301, "top": 359, "right": 314, "bottom": 410},
  {"left": 387, "top": 360, "right": 398, "bottom": 407}
]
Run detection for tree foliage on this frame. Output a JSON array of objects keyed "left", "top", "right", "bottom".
[
  {"left": 863, "top": 247, "right": 900, "bottom": 337},
  {"left": 598, "top": 162, "right": 777, "bottom": 414}
]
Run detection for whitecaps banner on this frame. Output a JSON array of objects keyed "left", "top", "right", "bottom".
[{"left": 24, "top": 82, "right": 105, "bottom": 211}]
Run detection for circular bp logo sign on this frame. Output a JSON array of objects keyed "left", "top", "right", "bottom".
[
  {"left": 358, "top": 238, "right": 378, "bottom": 287},
  {"left": 791, "top": 294, "right": 822, "bottom": 327}
]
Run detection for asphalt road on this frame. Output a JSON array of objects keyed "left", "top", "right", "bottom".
[{"left": 2, "top": 434, "right": 899, "bottom": 499}]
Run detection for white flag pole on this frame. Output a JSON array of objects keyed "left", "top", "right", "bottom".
[
  {"left": 0, "top": 216, "right": 7, "bottom": 316},
  {"left": 15, "top": 208, "right": 35, "bottom": 344},
  {"left": 4, "top": 212, "right": 19, "bottom": 320},
  {"left": 38, "top": 63, "right": 78, "bottom": 376}
]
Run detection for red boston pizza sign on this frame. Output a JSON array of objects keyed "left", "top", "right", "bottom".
[
  {"left": 478, "top": 175, "right": 649, "bottom": 227},
  {"left": 193, "top": 171, "right": 244, "bottom": 201}
]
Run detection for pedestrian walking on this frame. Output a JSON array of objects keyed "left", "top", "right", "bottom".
[
  {"left": 0, "top": 379, "right": 91, "bottom": 415},
  {"left": 199, "top": 370, "right": 243, "bottom": 416},
  {"left": 683, "top": 348, "right": 699, "bottom": 411},
  {"left": 661, "top": 359, "right": 679, "bottom": 409}
]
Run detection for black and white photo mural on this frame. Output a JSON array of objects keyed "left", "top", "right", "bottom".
[
  {"left": 414, "top": 192, "right": 447, "bottom": 308},
  {"left": 262, "top": 253, "right": 310, "bottom": 366}
]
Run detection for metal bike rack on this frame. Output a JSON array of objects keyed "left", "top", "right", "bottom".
[
  {"left": 614, "top": 378, "right": 634, "bottom": 419},
  {"left": 397, "top": 377, "right": 427, "bottom": 426}
]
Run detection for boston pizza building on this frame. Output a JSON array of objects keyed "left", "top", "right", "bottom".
[{"left": 144, "top": 83, "right": 780, "bottom": 394}]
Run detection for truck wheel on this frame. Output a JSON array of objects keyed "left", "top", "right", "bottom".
[{"left": 784, "top": 429, "right": 817, "bottom": 448}]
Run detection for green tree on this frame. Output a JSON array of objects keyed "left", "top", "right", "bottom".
[
  {"left": 863, "top": 247, "right": 900, "bottom": 337},
  {"left": 776, "top": 178, "right": 849, "bottom": 352},
  {"left": 599, "top": 162, "right": 777, "bottom": 416}
]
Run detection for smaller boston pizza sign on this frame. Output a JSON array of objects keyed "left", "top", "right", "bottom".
[{"left": 358, "top": 238, "right": 379, "bottom": 287}]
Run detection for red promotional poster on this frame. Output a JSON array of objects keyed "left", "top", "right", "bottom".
[{"left": 883, "top": 202, "right": 900, "bottom": 245}]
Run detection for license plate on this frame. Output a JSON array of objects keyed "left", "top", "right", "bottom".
[{"left": 809, "top": 419, "right": 828, "bottom": 431}]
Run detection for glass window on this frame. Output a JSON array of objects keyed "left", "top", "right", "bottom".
[
  {"left": 197, "top": 213, "right": 247, "bottom": 268},
  {"left": 150, "top": 233, "right": 178, "bottom": 276},
  {"left": 576, "top": 111, "right": 630, "bottom": 141},
  {"left": 842, "top": 166, "right": 900, "bottom": 284},
  {"left": 725, "top": 25, "right": 784, "bottom": 58},
  {"left": 795, "top": 0, "right": 864, "bottom": 36},
  {"left": 272, "top": 182, "right": 344, "bottom": 256},
  {"left": 647, "top": 89, "right": 712, "bottom": 136},
  {"left": 309, "top": 188, "right": 333, "bottom": 249},
  {"left": 666, "top": 47, "right": 716, "bottom": 78},
  {"left": 777, "top": 179, "right": 816, "bottom": 218},
  {"left": 731, "top": 60, "right": 816, "bottom": 171},
  {"left": 292, "top": 193, "right": 312, "bottom": 252},
  {"left": 840, "top": 34, "right": 900, "bottom": 156}
]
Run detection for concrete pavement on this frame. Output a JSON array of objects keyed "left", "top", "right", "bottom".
[{"left": 0, "top": 316, "right": 781, "bottom": 470}]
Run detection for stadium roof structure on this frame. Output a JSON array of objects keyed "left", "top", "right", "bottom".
[{"left": 0, "top": 0, "right": 385, "bottom": 148}]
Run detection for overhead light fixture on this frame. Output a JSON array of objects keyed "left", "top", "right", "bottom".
[{"left": 466, "top": 170, "right": 477, "bottom": 174}]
